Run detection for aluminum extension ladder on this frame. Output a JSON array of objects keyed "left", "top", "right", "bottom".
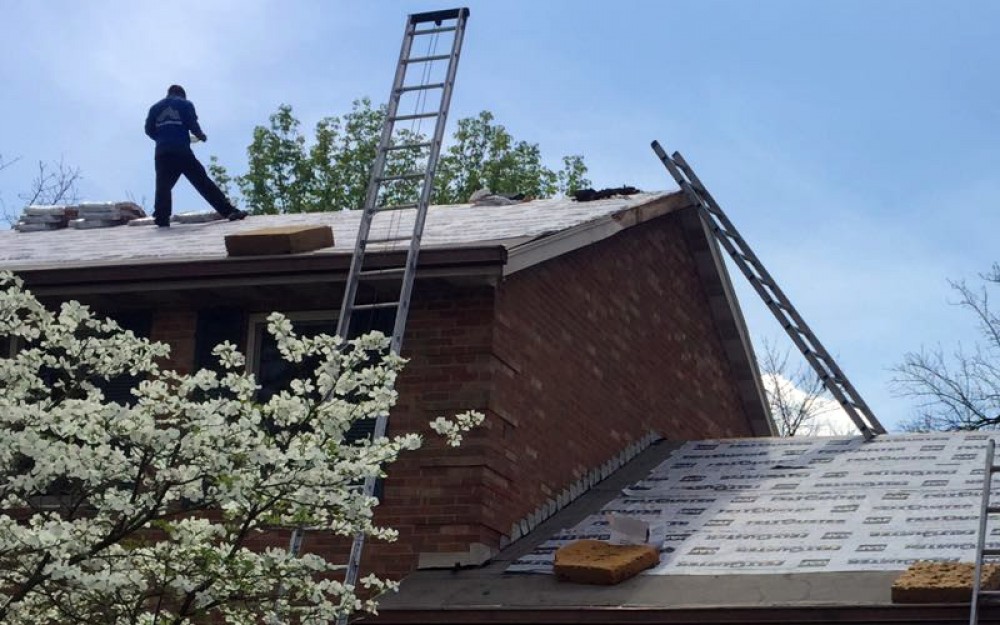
[
  {"left": 971, "top": 439, "right": 1000, "bottom": 625},
  {"left": 284, "top": 8, "right": 469, "bottom": 623},
  {"left": 650, "top": 141, "right": 886, "bottom": 441}
]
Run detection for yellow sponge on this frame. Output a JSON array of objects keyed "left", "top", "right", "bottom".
[
  {"left": 892, "top": 561, "right": 1000, "bottom": 603},
  {"left": 553, "top": 540, "right": 659, "bottom": 585}
]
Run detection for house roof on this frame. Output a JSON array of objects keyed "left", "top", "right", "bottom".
[
  {"left": 0, "top": 193, "right": 680, "bottom": 273},
  {"left": 0, "top": 191, "right": 773, "bottom": 437},
  {"left": 373, "top": 431, "right": 1000, "bottom": 624}
]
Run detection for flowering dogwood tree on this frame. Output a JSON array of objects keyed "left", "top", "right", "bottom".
[{"left": 0, "top": 271, "right": 482, "bottom": 625}]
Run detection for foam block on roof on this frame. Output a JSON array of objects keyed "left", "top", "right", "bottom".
[
  {"left": 892, "top": 561, "right": 1000, "bottom": 603},
  {"left": 225, "top": 225, "right": 334, "bottom": 257},
  {"left": 553, "top": 540, "right": 659, "bottom": 585}
]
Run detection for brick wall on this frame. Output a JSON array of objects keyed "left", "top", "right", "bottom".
[
  {"left": 482, "top": 213, "right": 755, "bottom": 543},
  {"left": 150, "top": 309, "right": 197, "bottom": 374},
  {"left": 367, "top": 282, "right": 497, "bottom": 578},
  {"left": 135, "top": 214, "right": 759, "bottom": 582}
]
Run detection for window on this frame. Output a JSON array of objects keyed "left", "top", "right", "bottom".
[
  {"left": 98, "top": 311, "right": 153, "bottom": 406},
  {"left": 195, "top": 308, "right": 246, "bottom": 374},
  {"left": 246, "top": 311, "right": 386, "bottom": 464},
  {"left": 247, "top": 311, "right": 339, "bottom": 403}
]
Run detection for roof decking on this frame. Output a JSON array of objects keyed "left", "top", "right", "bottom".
[{"left": 374, "top": 432, "right": 999, "bottom": 623}]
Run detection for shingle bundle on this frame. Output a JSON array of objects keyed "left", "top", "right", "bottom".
[
  {"left": 15, "top": 205, "right": 79, "bottom": 232},
  {"left": 69, "top": 202, "right": 146, "bottom": 229}
]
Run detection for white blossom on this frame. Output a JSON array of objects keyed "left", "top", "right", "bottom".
[{"left": 0, "top": 270, "right": 480, "bottom": 625}]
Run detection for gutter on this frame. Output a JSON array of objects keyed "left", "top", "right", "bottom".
[
  {"left": 15, "top": 245, "right": 507, "bottom": 297},
  {"left": 369, "top": 604, "right": 1000, "bottom": 624}
]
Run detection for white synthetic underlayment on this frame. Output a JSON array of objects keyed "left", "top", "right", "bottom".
[{"left": 507, "top": 432, "right": 1000, "bottom": 575}]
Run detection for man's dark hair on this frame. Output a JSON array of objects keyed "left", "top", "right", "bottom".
[{"left": 167, "top": 84, "right": 186, "bottom": 98}]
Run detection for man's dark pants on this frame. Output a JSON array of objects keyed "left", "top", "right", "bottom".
[{"left": 154, "top": 148, "right": 235, "bottom": 225}]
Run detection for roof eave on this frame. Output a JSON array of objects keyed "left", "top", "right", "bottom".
[
  {"left": 503, "top": 192, "right": 691, "bottom": 276},
  {"left": 15, "top": 245, "right": 507, "bottom": 297}
]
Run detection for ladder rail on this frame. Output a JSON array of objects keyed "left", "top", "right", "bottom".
[
  {"left": 390, "top": 11, "right": 467, "bottom": 354},
  {"left": 972, "top": 439, "right": 996, "bottom": 625},
  {"left": 279, "top": 10, "right": 469, "bottom": 624},
  {"left": 335, "top": 10, "right": 469, "bottom": 625},
  {"left": 335, "top": 17, "right": 416, "bottom": 340},
  {"left": 651, "top": 141, "right": 885, "bottom": 439}
]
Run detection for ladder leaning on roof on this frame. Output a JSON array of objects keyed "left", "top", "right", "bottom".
[
  {"left": 650, "top": 141, "right": 886, "bottom": 441},
  {"left": 283, "top": 6, "right": 470, "bottom": 622},
  {"left": 971, "top": 438, "right": 1000, "bottom": 625}
]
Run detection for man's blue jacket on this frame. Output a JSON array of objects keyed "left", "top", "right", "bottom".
[{"left": 145, "top": 96, "right": 206, "bottom": 154}]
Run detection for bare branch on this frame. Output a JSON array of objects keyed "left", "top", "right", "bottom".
[
  {"left": 759, "top": 338, "right": 837, "bottom": 437},
  {"left": 18, "top": 157, "right": 82, "bottom": 207},
  {"left": 893, "top": 275, "right": 1000, "bottom": 431}
]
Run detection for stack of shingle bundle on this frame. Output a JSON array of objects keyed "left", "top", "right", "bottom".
[
  {"left": 15, "top": 205, "right": 79, "bottom": 232},
  {"left": 69, "top": 202, "right": 146, "bottom": 229}
]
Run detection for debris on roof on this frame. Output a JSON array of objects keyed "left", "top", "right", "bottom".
[
  {"left": 573, "top": 186, "right": 641, "bottom": 202},
  {"left": 892, "top": 561, "right": 1000, "bottom": 603},
  {"left": 469, "top": 188, "right": 529, "bottom": 207}
]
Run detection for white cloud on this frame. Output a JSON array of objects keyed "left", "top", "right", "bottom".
[{"left": 761, "top": 371, "right": 860, "bottom": 437}]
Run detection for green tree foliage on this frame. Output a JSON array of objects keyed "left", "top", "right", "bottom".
[{"left": 214, "top": 100, "right": 589, "bottom": 214}]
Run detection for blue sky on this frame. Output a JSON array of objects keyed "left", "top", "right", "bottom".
[{"left": 2, "top": 0, "right": 999, "bottom": 432}]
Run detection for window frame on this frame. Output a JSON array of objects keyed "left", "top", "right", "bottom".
[{"left": 245, "top": 310, "right": 339, "bottom": 375}]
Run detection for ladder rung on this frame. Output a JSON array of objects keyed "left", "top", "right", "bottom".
[
  {"left": 413, "top": 26, "right": 457, "bottom": 36},
  {"left": 378, "top": 172, "right": 426, "bottom": 182},
  {"left": 396, "top": 82, "right": 446, "bottom": 93},
  {"left": 367, "top": 234, "right": 413, "bottom": 244},
  {"left": 979, "top": 589, "right": 1000, "bottom": 596},
  {"left": 987, "top": 506, "right": 1000, "bottom": 514},
  {"left": 376, "top": 203, "right": 418, "bottom": 212},
  {"left": 981, "top": 547, "right": 1000, "bottom": 556},
  {"left": 410, "top": 8, "right": 468, "bottom": 24},
  {"left": 359, "top": 268, "right": 407, "bottom": 278},
  {"left": 403, "top": 54, "right": 451, "bottom": 64},
  {"left": 352, "top": 301, "right": 400, "bottom": 311},
  {"left": 390, "top": 111, "right": 441, "bottom": 122},
  {"left": 991, "top": 466, "right": 1000, "bottom": 473},
  {"left": 384, "top": 141, "right": 433, "bottom": 152}
]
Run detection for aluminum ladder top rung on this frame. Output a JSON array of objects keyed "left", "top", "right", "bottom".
[
  {"left": 410, "top": 7, "right": 469, "bottom": 24},
  {"left": 390, "top": 111, "right": 441, "bottom": 122},
  {"left": 397, "top": 82, "right": 446, "bottom": 93},
  {"left": 378, "top": 172, "right": 426, "bottom": 182},
  {"left": 358, "top": 268, "right": 407, "bottom": 279},
  {"left": 366, "top": 234, "right": 413, "bottom": 244},
  {"left": 384, "top": 141, "right": 433, "bottom": 152},
  {"left": 403, "top": 53, "right": 452, "bottom": 64},
  {"left": 374, "top": 203, "right": 418, "bottom": 212},
  {"left": 414, "top": 25, "right": 457, "bottom": 35},
  {"left": 351, "top": 301, "right": 400, "bottom": 311}
]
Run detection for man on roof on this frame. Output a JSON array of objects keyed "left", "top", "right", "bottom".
[{"left": 144, "top": 85, "right": 248, "bottom": 228}]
